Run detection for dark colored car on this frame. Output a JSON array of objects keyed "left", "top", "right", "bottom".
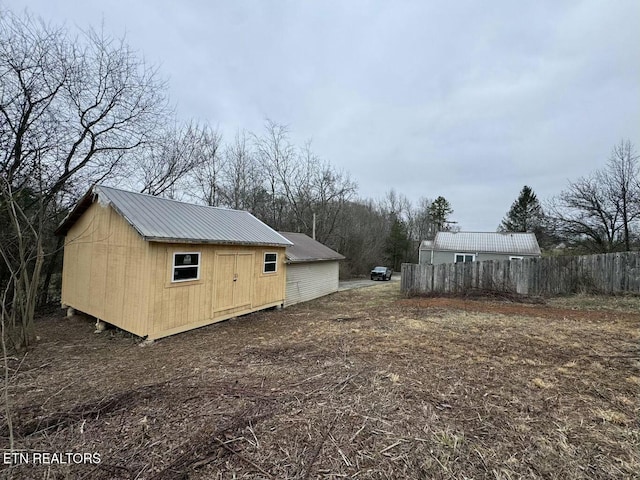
[{"left": 370, "top": 266, "right": 393, "bottom": 281}]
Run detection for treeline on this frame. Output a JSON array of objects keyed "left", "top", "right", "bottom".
[
  {"left": 0, "top": 10, "right": 452, "bottom": 348},
  {"left": 110, "top": 118, "right": 456, "bottom": 275},
  {"left": 1, "top": 9, "right": 639, "bottom": 350},
  {"left": 498, "top": 140, "right": 640, "bottom": 254}
]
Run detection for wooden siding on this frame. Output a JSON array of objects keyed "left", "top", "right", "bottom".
[
  {"left": 61, "top": 202, "right": 150, "bottom": 336},
  {"left": 401, "top": 252, "right": 640, "bottom": 296},
  {"left": 62, "top": 202, "right": 287, "bottom": 340},
  {"left": 146, "top": 243, "right": 286, "bottom": 339},
  {"left": 285, "top": 261, "right": 339, "bottom": 307}
]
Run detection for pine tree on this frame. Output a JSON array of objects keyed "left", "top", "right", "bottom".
[
  {"left": 428, "top": 196, "right": 453, "bottom": 232},
  {"left": 499, "top": 186, "right": 545, "bottom": 232}
]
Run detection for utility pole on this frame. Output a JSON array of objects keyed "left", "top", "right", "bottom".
[{"left": 312, "top": 213, "right": 316, "bottom": 240}]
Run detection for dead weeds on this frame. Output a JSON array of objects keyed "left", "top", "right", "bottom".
[{"left": 1, "top": 283, "right": 639, "bottom": 479}]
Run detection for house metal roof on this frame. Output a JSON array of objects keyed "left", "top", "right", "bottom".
[
  {"left": 421, "top": 232, "right": 541, "bottom": 256},
  {"left": 56, "top": 185, "right": 293, "bottom": 247},
  {"left": 279, "top": 232, "right": 345, "bottom": 263}
]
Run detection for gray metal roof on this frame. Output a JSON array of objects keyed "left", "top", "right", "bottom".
[
  {"left": 279, "top": 232, "right": 345, "bottom": 263},
  {"left": 57, "top": 185, "right": 292, "bottom": 247},
  {"left": 422, "top": 232, "right": 541, "bottom": 255}
]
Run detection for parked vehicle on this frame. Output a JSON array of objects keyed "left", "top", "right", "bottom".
[{"left": 370, "top": 266, "right": 393, "bottom": 281}]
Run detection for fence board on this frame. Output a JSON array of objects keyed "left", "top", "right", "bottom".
[{"left": 400, "top": 252, "right": 640, "bottom": 296}]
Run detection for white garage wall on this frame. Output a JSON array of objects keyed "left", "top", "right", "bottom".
[{"left": 285, "top": 261, "right": 339, "bottom": 307}]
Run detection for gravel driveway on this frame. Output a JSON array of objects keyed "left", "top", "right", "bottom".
[{"left": 338, "top": 273, "right": 399, "bottom": 291}]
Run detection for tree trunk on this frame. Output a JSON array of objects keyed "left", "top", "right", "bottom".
[{"left": 38, "top": 235, "right": 63, "bottom": 307}]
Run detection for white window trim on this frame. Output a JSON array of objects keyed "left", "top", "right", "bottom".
[
  {"left": 172, "top": 251, "right": 201, "bottom": 283},
  {"left": 263, "top": 252, "right": 278, "bottom": 274},
  {"left": 454, "top": 253, "right": 476, "bottom": 263}
]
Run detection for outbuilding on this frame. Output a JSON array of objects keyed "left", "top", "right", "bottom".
[
  {"left": 278, "top": 232, "right": 345, "bottom": 307},
  {"left": 419, "top": 231, "right": 541, "bottom": 265},
  {"left": 56, "top": 185, "right": 292, "bottom": 340}
]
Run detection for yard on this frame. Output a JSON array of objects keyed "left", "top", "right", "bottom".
[{"left": 2, "top": 282, "right": 639, "bottom": 479}]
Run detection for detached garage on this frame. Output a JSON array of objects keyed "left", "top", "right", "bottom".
[
  {"left": 56, "top": 185, "right": 292, "bottom": 340},
  {"left": 279, "top": 232, "right": 345, "bottom": 307}
]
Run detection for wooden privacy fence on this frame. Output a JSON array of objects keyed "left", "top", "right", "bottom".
[{"left": 401, "top": 251, "right": 640, "bottom": 296}]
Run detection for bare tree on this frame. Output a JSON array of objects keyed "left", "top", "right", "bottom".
[
  {"left": 217, "top": 130, "right": 263, "bottom": 210},
  {"left": 0, "top": 9, "right": 168, "bottom": 349},
  {"left": 549, "top": 140, "right": 639, "bottom": 253},
  {"left": 550, "top": 174, "right": 622, "bottom": 253},
  {"left": 132, "top": 122, "right": 219, "bottom": 199},
  {"left": 310, "top": 160, "right": 357, "bottom": 244},
  {"left": 253, "top": 119, "right": 296, "bottom": 229},
  {"left": 379, "top": 189, "right": 411, "bottom": 219},
  {"left": 406, "top": 197, "right": 434, "bottom": 242},
  {"left": 606, "top": 140, "right": 639, "bottom": 250}
]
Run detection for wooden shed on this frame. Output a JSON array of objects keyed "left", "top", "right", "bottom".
[
  {"left": 56, "top": 186, "right": 292, "bottom": 340},
  {"left": 278, "top": 232, "right": 345, "bottom": 307}
]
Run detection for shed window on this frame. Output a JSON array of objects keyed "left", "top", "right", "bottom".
[
  {"left": 454, "top": 253, "right": 475, "bottom": 263},
  {"left": 509, "top": 256, "right": 524, "bottom": 260},
  {"left": 263, "top": 253, "right": 278, "bottom": 273},
  {"left": 172, "top": 252, "right": 200, "bottom": 282}
]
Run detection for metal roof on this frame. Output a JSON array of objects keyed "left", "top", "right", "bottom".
[
  {"left": 422, "top": 232, "right": 541, "bottom": 255},
  {"left": 279, "top": 232, "right": 345, "bottom": 263},
  {"left": 57, "top": 185, "right": 293, "bottom": 247}
]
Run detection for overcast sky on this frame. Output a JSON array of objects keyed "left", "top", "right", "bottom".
[{"left": 7, "top": 0, "right": 640, "bottom": 230}]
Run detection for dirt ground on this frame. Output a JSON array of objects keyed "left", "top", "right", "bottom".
[{"left": 1, "top": 283, "right": 639, "bottom": 479}]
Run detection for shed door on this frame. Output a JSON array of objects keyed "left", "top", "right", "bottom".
[
  {"left": 214, "top": 253, "right": 253, "bottom": 313},
  {"left": 234, "top": 253, "right": 253, "bottom": 308}
]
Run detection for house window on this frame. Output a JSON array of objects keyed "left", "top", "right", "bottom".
[
  {"left": 263, "top": 252, "right": 278, "bottom": 273},
  {"left": 172, "top": 252, "right": 200, "bottom": 282},
  {"left": 454, "top": 253, "right": 475, "bottom": 263},
  {"left": 509, "top": 256, "right": 524, "bottom": 260}
]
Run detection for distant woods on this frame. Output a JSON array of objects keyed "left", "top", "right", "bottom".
[
  {"left": 1, "top": 8, "right": 639, "bottom": 350},
  {"left": 117, "top": 118, "right": 454, "bottom": 275},
  {"left": 0, "top": 7, "right": 453, "bottom": 349}
]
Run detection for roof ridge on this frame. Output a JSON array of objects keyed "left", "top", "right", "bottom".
[
  {"left": 53, "top": 185, "right": 293, "bottom": 246},
  {"left": 96, "top": 184, "right": 249, "bottom": 213}
]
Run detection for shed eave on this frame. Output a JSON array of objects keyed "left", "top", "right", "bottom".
[
  {"left": 144, "top": 236, "right": 292, "bottom": 247},
  {"left": 285, "top": 257, "right": 345, "bottom": 264},
  {"left": 54, "top": 188, "right": 97, "bottom": 236}
]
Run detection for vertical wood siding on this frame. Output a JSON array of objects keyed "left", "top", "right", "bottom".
[
  {"left": 62, "top": 203, "right": 287, "bottom": 339},
  {"left": 401, "top": 252, "right": 640, "bottom": 296},
  {"left": 146, "top": 243, "right": 286, "bottom": 339},
  {"left": 61, "top": 202, "right": 150, "bottom": 336}
]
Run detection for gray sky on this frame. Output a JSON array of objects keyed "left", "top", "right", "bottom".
[{"left": 8, "top": 0, "right": 640, "bottom": 230}]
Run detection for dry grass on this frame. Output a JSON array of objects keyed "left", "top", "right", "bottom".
[
  {"left": 1, "top": 283, "right": 639, "bottom": 479},
  {"left": 548, "top": 293, "right": 640, "bottom": 314}
]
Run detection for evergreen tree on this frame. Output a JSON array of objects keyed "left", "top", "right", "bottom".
[
  {"left": 428, "top": 196, "right": 454, "bottom": 232},
  {"left": 499, "top": 185, "right": 546, "bottom": 233}
]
